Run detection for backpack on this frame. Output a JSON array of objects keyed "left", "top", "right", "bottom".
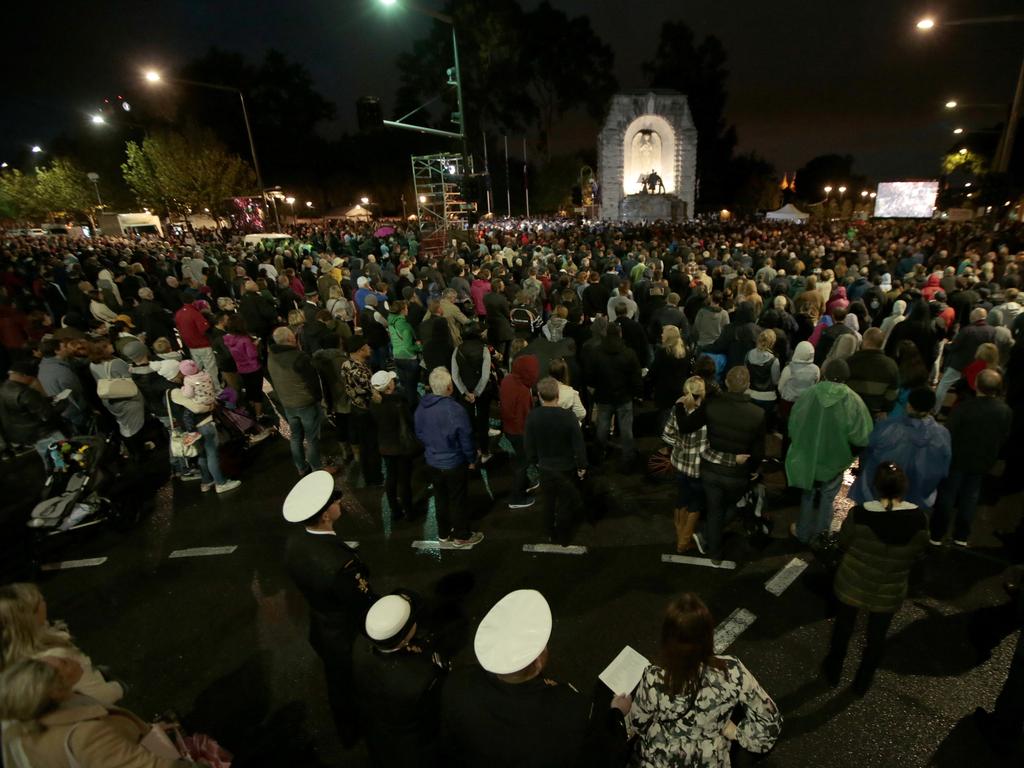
[{"left": 511, "top": 305, "right": 541, "bottom": 335}]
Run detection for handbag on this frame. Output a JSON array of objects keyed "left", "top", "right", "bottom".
[
  {"left": 167, "top": 392, "right": 202, "bottom": 458},
  {"left": 96, "top": 361, "right": 139, "bottom": 399}
]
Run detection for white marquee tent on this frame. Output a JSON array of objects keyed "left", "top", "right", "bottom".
[{"left": 765, "top": 203, "right": 810, "bottom": 223}]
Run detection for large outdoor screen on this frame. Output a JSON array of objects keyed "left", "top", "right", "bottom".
[{"left": 873, "top": 181, "right": 939, "bottom": 218}]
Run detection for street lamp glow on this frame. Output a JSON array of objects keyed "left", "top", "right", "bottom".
[
  {"left": 91, "top": 114, "right": 105, "bottom": 125},
  {"left": 964, "top": 182, "right": 972, "bottom": 187},
  {"left": 958, "top": 147, "right": 968, "bottom": 155},
  {"left": 144, "top": 70, "right": 162, "bottom": 83},
  {"left": 945, "top": 100, "right": 958, "bottom": 109},
  {"left": 0, "top": 162, "right": 7, "bottom": 169},
  {"left": 285, "top": 196, "right": 296, "bottom": 205},
  {"left": 31, "top": 145, "right": 42, "bottom": 154},
  {"left": 869, "top": 192, "right": 876, "bottom": 199},
  {"left": 418, "top": 195, "right": 427, "bottom": 203},
  {"left": 838, "top": 186, "right": 847, "bottom": 194},
  {"left": 916, "top": 17, "right": 936, "bottom": 31},
  {"left": 360, "top": 196, "right": 370, "bottom": 205},
  {"left": 860, "top": 190, "right": 869, "bottom": 197},
  {"left": 823, "top": 185, "right": 833, "bottom": 194},
  {"left": 305, "top": 201, "right": 313, "bottom": 208},
  {"left": 953, "top": 127, "right": 964, "bottom": 134}
]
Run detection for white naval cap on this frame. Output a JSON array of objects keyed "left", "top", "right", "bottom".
[
  {"left": 365, "top": 594, "right": 413, "bottom": 643},
  {"left": 282, "top": 470, "right": 336, "bottom": 523},
  {"left": 474, "top": 589, "right": 552, "bottom": 675}
]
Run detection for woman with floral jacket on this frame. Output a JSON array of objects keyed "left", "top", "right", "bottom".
[{"left": 631, "top": 594, "right": 781, "bottom": 767}]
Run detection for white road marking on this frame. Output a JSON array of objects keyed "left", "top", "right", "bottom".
[
  {"left": 714, "top": 608, "right": 757, "bottom": 653},
  {"left": 412, "top": 540, "right": 478, "bottom": 551},
  {"left": 168, "top": 545, "right": 238, "bottom": 559},
  {"left": 41, "top": 557, "right": 107, "bottom": 571},
  {"left": 661, "top": 554, "right": 737, "bottom": 570},
  {"left": 523, "top": 543, "right": 588, "bottom": 555},
  {"left": 765, "top": 557, "right": 809, "bottom": 596}
]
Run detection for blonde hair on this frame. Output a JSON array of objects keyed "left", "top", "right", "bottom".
[
  {"left": 661, "top": 325, "right": 686, "bottom": 360},
  {"left": 975, "top": 342, "right": 999, "bottom": 366},
  {"left": 757, "top": 329, "right": 777, "bottom": 352},
  {"left": 287, "top": 309, "right": 306, "bottom": 327},
  {"left": 683, "top": 375, "right": 706, "bottom": 404},
  {"left": 0, "top": 584, "right": 71, "bottom": 672},
  {"left": 152, "top": 337, "right": 172, "bottom": 354},
  {"left": 0, "top": 658, "right": 60, "bottom": 724}
]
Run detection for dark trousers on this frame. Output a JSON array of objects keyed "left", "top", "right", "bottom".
[
  {"left": 930, "top": 469, "right": 984, "bottom": 542},
  {"left": 394, "top": 357, "right": 421, "bottom": 407},
  {"left": 431, "top": 464, "right": 470, "bottom": 539},
  {"left": 383, "top": 454, "right": 414, "bottom": 516},
  {"left": 825, "top": 602, "right": 894, "bottom": 691},
  {"left": 506, "top": 433, "right": 531, "bottom": 503},
  {"left": 540, "top": 468, "right": 582, "bottom": 544},
  {"left": 701, "top": 468, "right": 749, "bottom": 560},
  {"left": 353, "top": 409, "right": 382, "bottom": 484},
  {"left": 462, "top": 391, "right": 493, "bottom": 452}
]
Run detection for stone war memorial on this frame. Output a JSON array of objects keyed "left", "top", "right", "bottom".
[{"left": 598, "top": 90, "right": 698, "bottom": 222}]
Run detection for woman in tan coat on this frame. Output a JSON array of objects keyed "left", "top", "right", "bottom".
[{"left": 0, "top": 657, "right": 197, "bottom": 767}]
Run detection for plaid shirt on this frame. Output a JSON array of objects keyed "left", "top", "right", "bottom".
[
  {"left": 700, "top": 446, "right": 740, "bottom": 469},
  {"left": 662, "top": 412, "right": 708, "bottom": 478}
]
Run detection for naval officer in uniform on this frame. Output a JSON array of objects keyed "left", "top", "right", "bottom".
[
  {"left": 440, "top": 589, "right": 630, "bottom": 767},
  {"left": 353, "top": 592, "right": 448, "bottom": 767},
  {"left": 283, "top": 470, "right": 375, "bottom": 748}
]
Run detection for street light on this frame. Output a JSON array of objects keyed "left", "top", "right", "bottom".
[
  {"left": 90, "top": 114, "right": 105, "bottom": 125},
  {"left": 870, "top": 192, "right": 876, "bottom": 198},
  {"left": 305, "top": 201, "right": 313, "bottom": 208},
  {"left": 418, "top": 195, "right": 427, "bottom": 203},
  {"left": 143, "top": 67, "right": 271, "bottom": 227},
  {"left": 860, "top": 190, "right": 869, "bottom": 197},
  {"left": 31, "top": 145, "right": 42, "bottom": 154},
  {"left": 919, "top": 15, "right": 1024, "bottom": 172},
  {"left": 360, "top": 196, "right": 370, "bottom": 205},
  {"left": 838, "top": 185, "right": 847, "bottom": 198},
  {"left": 959, "top": 147, "right": 968, "bottom": 155},
  {"left": 965, "top": 182, "right": 972, "bottom": 187},
  {"left": 953, "top": 127, "right": 964, "bottom": 134},
  {"left": 823, "top": 185, "right": 833, "bottom": 195}
]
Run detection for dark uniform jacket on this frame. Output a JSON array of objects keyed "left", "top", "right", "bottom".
[
  {"left": 352, "top": 635, "right": 445, "bottom": 768},
  {"left": 440, "top": 666, "right": 627, "bottom": 768}
]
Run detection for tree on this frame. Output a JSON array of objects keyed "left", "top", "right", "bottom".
[
  {"left": 34, "top": 159, "right": 99, "bottom": 227},
  {"left": 793, "top": 154, "right": 865, "bottom": 202},
  {"left": 122, "top": 129, "right": 256, "bottom": 220},
  {"left": 643, "top": 22, "right": 737, "bottom": 206},
  {"left": 724, "top": 153, "right": 780, "bottom": 213},
  {"left": 0, "top": 169, "right": 42, "bottom": 222},
  {"left": 522, "top": 2, "right": 617, "bottom": 158}
]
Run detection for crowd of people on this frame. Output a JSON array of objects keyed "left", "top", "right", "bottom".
[{"left": 0, "top": 213, "right": 1022, "bottom": 765}]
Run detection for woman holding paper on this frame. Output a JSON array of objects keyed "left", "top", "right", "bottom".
[{"left": 630, "top": 593, "right": 781, "bottom": 766}]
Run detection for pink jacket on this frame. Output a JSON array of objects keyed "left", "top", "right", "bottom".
[
  {"left": 224, "top": 333, "right": 261, "bottom": 374},
  {"left": 471, "top": 278, "right": 491, "bottom": 317}
]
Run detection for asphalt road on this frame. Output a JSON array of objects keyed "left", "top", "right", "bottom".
[{"left": 3, "top": 424, "right": 1021, "bottom": 768}]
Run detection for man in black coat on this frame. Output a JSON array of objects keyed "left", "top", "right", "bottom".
[
  {"left": 283, "top": 472, "right": 375, "bottom": 748},
  {"left": 676, "top": 366, "right": 765, "bottom": 564},
  {"left": 590, "top": 325, "right": 642, "bottom": 467},
  {"left": 483, "top": 278, "right": 515, "bottom": 365},
  {"left": 133, "top": 287, "right": 179, "bottom": 349},
  {"left": 440, "top": 589, "right": 629, "bottom": 768},
  {"left": 238, "top": 280, "right": 278, "bottom": 341},
  {"left": 614, "top": 303, "right": 650, "bottom": 367},
  {"left": 353, "top": 593, "right": 447, "bottom": 768}
]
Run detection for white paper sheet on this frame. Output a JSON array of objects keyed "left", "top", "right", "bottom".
[{"left": 599, "top": 645, "right": 650, "bottom": 695}]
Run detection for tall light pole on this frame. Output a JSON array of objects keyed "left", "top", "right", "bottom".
[
  {"left": 143, "top": 69, "right": 269, "bottom": 223},
  {"left": 377, "top": 1, "right": 469, "bottom": 169},
  {"left": 918, "top": 14, "right": 1024, "bottom": 172}
]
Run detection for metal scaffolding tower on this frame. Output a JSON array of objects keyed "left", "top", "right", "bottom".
[{"left": 412, "top": 153, "right": 472, "bottom": 249}]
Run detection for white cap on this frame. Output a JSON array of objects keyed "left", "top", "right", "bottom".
[
  {"left": 370, "top": 370, "right": 397, "bottom": 392},
  {"left": 474, "top": 590, "right": 552, "bottom": 675},
  {"left": 282, "top": 470, "right": 336, "bottom": 523},
  {"left": 365, "top": 595, "right": 413, "bottom": 643}
]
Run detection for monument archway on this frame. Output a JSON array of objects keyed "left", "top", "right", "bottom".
[{"left": 622, "top": 114, "right": 676, "bottom": 196}]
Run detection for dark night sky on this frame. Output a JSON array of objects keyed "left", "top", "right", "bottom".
[{"left": 3, "top": 0, "right": 1021, "bottom": 180}]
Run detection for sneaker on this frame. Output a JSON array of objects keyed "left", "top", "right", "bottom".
[
  {"left": 952, "top": 539, "right": 969, "bottom": 548},
  {"left": 526, "top": 481, "right": 541, "bottom": 493},
  {"left": 508, "top": 498, "right": 536, "bottom": 509},
  {"left": 200, "top": 483, "right": 214, "bottom": 493},
  {"left": 488, "top": 428, "right": 501, "bottom": 438},
  {"left": 215, "top": 479, "right": 241, "bottom": 494},
  {"left": 177, "top": 471, "right": 202, "bottom": 483},
  {"left": 928, "top": 538, "right": 943, "bottom": 547},
  {"left": 248, "top": 429, "right": 272, "bottom": 445},
  {"left": 452, "top": 532, "right": 484, "bottom": 548},
  {"left": 692, "top": 532, "right": 707, "bottom": 555}
]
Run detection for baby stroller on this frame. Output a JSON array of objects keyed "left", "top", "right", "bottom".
[
  {"left": 211, "top": 388, "right": 272, "bottom": 477},
  {"left": 26, "top": 435, "right": 143, "bottom": 568}
]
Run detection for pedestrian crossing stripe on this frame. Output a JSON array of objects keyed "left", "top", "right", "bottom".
[
  {"left": 714, "top": 608, "right": 757, "bottom": 653},
  {"left": 661, "top": 554, "right": 737, "bottom": 570},
  {"left": 41, "top": 557, "right": 107, "bottom": 571},
  {"left": 168, "top": 546, "right": 238, "bottom": 559},
  {"left": 523, "top": 543, "right": 587, "bottom": 555},
  {"left": 764, "top": 557, "right": 808, "bottom": 596}
]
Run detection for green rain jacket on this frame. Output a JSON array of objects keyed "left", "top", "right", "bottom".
[
  {"left": 388, "top": 313, "right": 420, "bottom": 359},
  {"left": 784, "top": 381, "right": 872, "bottom": 489}
]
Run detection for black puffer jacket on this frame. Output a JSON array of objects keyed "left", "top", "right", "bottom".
[
  {"left": 706, "top": 302, "right": 761, "bottom": 368},
  {"left": 675, "top": 390, "right": 765, "bottom": 478},
  {"left": 590, "top": 335, "right": 642, "bottom": 405}
]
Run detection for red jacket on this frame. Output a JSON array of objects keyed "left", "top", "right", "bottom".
[
  {"left": 175, "top": 303, "right": 211, "bottom": 349},
  {"left": 499, "top": 354, "right": 540, "bottom": 436}
]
